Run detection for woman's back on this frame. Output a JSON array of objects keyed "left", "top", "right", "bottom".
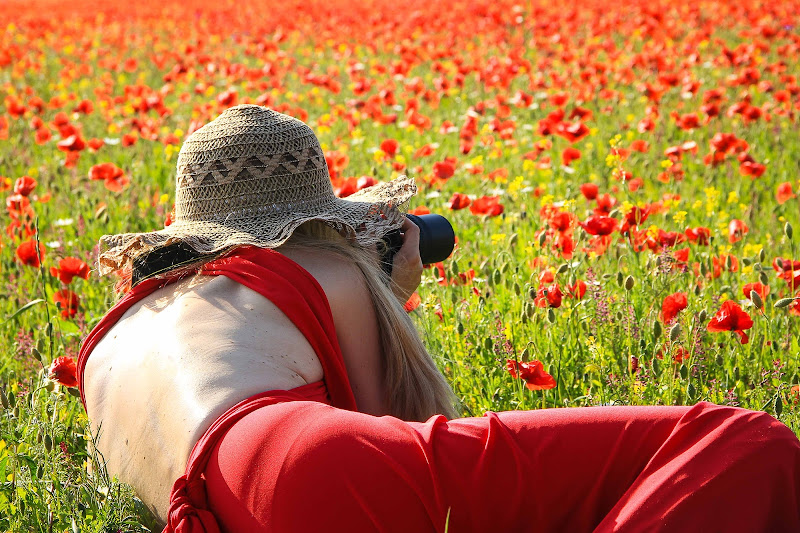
[{"left": 83, "top": 247, "right": 383, "bottom": 522}]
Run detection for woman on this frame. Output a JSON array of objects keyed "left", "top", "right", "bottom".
[{"left": 79, "top": 105, "right": 800, "bottom": 532}]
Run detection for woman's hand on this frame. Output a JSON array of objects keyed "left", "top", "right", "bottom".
[{"left": 390, "top": 217, "right": 423, "bottom": 304}]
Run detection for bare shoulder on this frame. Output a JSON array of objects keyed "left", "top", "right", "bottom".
[{"left": 278, "top": 247, "right": 388, "bottom": 414}]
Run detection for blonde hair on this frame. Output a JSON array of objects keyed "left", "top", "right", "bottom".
[{"left": 281, "top": 220, "right": 458, "bottom": 421}]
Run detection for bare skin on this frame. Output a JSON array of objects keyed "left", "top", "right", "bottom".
[{"left": 83, "top": 221, "right": 423, "bottom": 524}]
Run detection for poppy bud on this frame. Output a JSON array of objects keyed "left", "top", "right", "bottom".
[
  {"left": 492, "top": 269, "right": 502, "bottom": 285},
  {"left": 514, "top": 282, "right": 521, "bottom": 296},
  {"left": 715, "top": 353, "right": 724, "bottom": 366},
  {"left": 31, "top": 348, "right": 42, "bottom": 362},
  {"left": 775, "top": 297, "right": 796, "bottom": 308},
  {"left": 759, "top": 270, "right": 769, "bottom": 286},
  {"left": 742, "top": 257, "right": 752, "bottom": 266},
  {"left": 759, "top": 248, "right": 766, "bottom": 263},
  {"left": 688, "top": 382, "right": 697, "bottom": 398},
  {"left": 483, "top": 337, "right": 493, "bottom": 351},
  {"left": 547, "top": 308, "right": 556, "bottom": 323},
  {"left": 449, "top": 261, "right": 459, "bottom": 277},
  {"left": 786, "top": 222, "right": 793, "bottom": 241},
  {"left": 624, "top": 275, "right": 635, "bottom": 291},
  {"left": 652, "top": 356, "right": 661, "bottom": 375},
  {"left": 0, "top": 387, "right": 8, "bottom": 410},
  {"left": 44, "top": 434, "right": 53, "bottom": 453},
  {"left": 750, "top": 290, "right": 763, "bottom": 309},
  {"left": 775, "top": 396, "right": 783, "bottom": 417},
  {"left": 509, "top": 233, "right": 518, "bottom": 247},
  {"left": 616, "top": 271, "right": 624, "bottom": 287},
  {"left": 725, "top": 255, "right": 733, "bottom": 270},
  {"left": 669, "top": 323, "right": 682, "bottom": 343},
  {"left": 538, "top": 231, "right": 547, "bottom": 247},
  {"left": 679, "top": 364, "right": 688, "bottom": 379},
  {"left": 698, "top": 309, "right": 707, "bottom": 322},
  {"left": 653, "top": 320, "right": 662, "bottom": 340},
  {"left": 557, "top": 263, "right": 569, "bottom": 274},
  {"left": 457, "top": 322, "right": 464, "bottom": 335}
]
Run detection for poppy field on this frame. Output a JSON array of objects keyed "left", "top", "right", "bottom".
[{"left": 2, "top": 0, "right": 800, "bottom": 528}]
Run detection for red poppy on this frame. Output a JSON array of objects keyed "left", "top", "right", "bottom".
[
  {"left": 88, "top": 163, "right": 130, "bottom": 192},
  {"left": 685, "top": 226, "right": 711, "bottom": 245},
  {"left": 48, "top": 356, "right": 78, "bottom": 388},
  {"left": 50, "top": 257, "right": 91, "bottom": 284},
  {"left": 506, "top": 359, "right": 556, "bottom": 391},
  {"left": 380, "top": 139, "right": 399, "bottom": 157},
  {"left": 121, "top": 133, "right": 138, "bottom": 147},
  {"left": 580, "top": 183, "right": 599, "bottom": 200},
  {"left": 661, "top": 292, "right": 688, "bottom": 324},
  {"left": 707, "top": 300, "right": 754, "bottom": 344},
  {"left": 561, "top": 147, "right": 581, "bottom": 166},
  {"left": 742, "top": 282, "right": 769, "bottom": 301},
  {"left": 776, "top": 182, "right": 795, "bottom": 205},
  {"left": 469, "top": 196, "right": 504, "bottom": 217},
  {"left": 728, "top": 219, "right": 749, "bottom": 243},
  {"left": 413, "top": 144, "right": 435, "bottom": 159},
  {"left": 579, "top": 215, "right": 618, "bottom": 236},
  {"left": 404, "top": 292, "right": 421, "bottom": 313},
  {"left": 630, "top": 140, "right": 650, "bottom": 152},
  {"left": 13, "top": 176, "right": 37, "bottom": 197},
  {"left": 447, "top": 192, "right": 471, "bottom": 210},
  {"left": 15, "top": 240, "right": 45, "bottom": 267},
  {"left": 534, "top": 283, "right": 563, "bottom": 308},
  {"left": 56, "top": 135, "right": 86, "bottom": 152},
  {"left": 53, "top": 289, "right": 80, "bottom": 318},
  {"left": 432, "top": 160, "right": 455, "bottom": 180},
  {"left": 408, "top": 206, "right": 430, "bottom": 216},
  {"left": 567, "top": 280, "right": 587, "bottom": 299},
  {"left": 87, "top": 138, "right": 105, "bottom": 151}
]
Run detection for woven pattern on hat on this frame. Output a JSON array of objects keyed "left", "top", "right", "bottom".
[{"left": 96, "top": 105, "right": 416, "bottom": 277}]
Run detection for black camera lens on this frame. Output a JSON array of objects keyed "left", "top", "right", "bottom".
[{"left": 406, "top": 213, "right": 455, "bottom": 265}]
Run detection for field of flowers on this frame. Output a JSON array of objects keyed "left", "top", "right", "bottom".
[{"left": 1, "top": 0, "right": 800, "bottom": 529}]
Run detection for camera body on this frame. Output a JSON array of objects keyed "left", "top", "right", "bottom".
[{"left": 380, "top": 213, "right": 455, "bottom": 275}]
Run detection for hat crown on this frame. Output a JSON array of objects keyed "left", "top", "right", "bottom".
[{"left": 174, "top": 105, "right": 333, "bottom": 223}]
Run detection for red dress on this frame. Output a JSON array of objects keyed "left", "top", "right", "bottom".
[{"left": 79, "top": 247, "right": 800, "bottom": 533}]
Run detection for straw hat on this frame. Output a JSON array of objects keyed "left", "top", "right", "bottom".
[{"left": 97, "top": 105, "right": 416, "bottom": 276}]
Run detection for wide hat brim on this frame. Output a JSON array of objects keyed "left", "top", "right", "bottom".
[{"left": 97, "top": 175, "right": 416, "bottom": 276}]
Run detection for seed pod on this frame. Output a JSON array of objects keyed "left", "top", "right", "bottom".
[
  {"left": 616, "top": 271, "right": 624, "bottom": 287},
  {"left": 775, "top": 297, "right": 796, "bottom": 309},
  {"left": 514, "top": 282, "right": 521, "bottom": 296},
  {"left": 759, "top": 248, "right": 766, "bottom": 263},
  {"left": 31, "top": 348, "right": 42, "bottom": 362},
  {"left": 742, "top": 257, "right": 752, "bottom": 266},
  {"left": 624, "top": 275, "right": 635, "bottom": 291},
  {"left": 653, "top": 320, "right": 662, "bottom": 340},
  {"left": 521, "top": 346, "right": 530, "bottom": 360},
  {"left": 44, "top": 434, "right": 52, "bottom": 453},
  {"left": 786, "top": 222, "right": 793, "bottom": 241},
  {"left": 669, "top": 323, "right": 682, "bottom": 343},
  {"left": 759, "top": 270, "right": 769, "bottom": 286},
  {"left": 776, "top": 395, "right": 783, "bottom": 417},
  {"left": 483, "top": 336, "right": 494, "bottom": 351},
  {"left": 492, "top": 269, "right": 502, "bottom": 285},
  {"left": 698, "top": 309, "right": 707, "bottom": 322},
  {"left": 525, "top": 302, "right": 534, "bottom": 319},
  {"left": 449, "top": 261, "right": 459, "bottom": 277},
  {"left": 750, "top": 289, "right": 764, "bottom": 309},
  {"left": 547, "top": 308, "right": 556, "bottom": 323}
]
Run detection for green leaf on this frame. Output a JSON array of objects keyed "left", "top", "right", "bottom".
[{"left": 3, "top": 299, "right": 45, "bottom": 323}]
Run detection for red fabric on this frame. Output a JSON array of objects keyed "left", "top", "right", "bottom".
[
  {"left": 195, "top": 400, "right": 800, "bottom": 533},
  {"left": 77, "top": 246, "right": 358, "bottom": 412}
]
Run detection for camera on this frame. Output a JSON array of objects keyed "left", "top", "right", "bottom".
[{"left": 380, "top": 214, "right": 456, "bottom": 275}]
